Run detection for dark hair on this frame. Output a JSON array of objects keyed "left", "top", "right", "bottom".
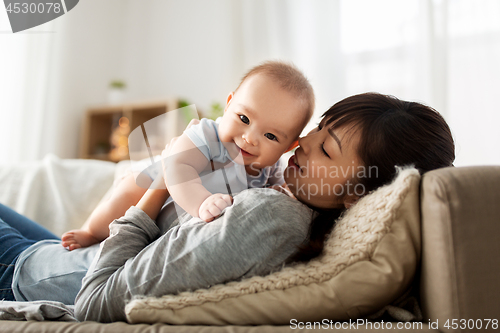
[
  {"left": 237, "top": 60, "right": 315, "bottom": 124},
  {"left": 291, "top": 92, "right": 455, "bottom": 262}
]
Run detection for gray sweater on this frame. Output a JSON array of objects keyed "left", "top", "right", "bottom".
[{"left": 74, "top": 188, "right": 313, "bottom": 322}]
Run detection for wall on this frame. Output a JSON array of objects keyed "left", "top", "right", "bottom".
[
  {"left": 120, "top": 0, "right": 243, "bottom": 113},
  {"left": 2, "top": 0, "right": 499, "bottom": 165}
]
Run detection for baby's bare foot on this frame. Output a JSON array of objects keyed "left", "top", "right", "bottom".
[{"left": 61, "top": 229, "right": 99, "bottom": 251}]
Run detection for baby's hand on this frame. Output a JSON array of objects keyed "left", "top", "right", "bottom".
[{"left": 199, "top": 193, "right": 233, "bottom": 222}]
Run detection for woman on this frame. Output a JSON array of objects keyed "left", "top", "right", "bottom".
[{"left": 0, "top": 93, "right": 454, "bottom": 322}]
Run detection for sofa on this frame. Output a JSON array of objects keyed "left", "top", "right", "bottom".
[{"left": 0, "top": 156, "right": 498, "bottom": 332}]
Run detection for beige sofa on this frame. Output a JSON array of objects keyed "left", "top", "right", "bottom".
[{"left": 1, "top": 164, "right": 499, "bottom": 332}]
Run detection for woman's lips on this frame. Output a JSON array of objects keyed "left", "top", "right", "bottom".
[{"left": 287, "top": 155, "right": 300, "bottom": 170}]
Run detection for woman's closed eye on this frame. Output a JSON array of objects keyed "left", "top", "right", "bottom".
[
  {"left": 239, "top": 115, "right": 250, "bottom": 125},
  {"left": 320, "top": 143, "right": 330, "bottom": 158}
]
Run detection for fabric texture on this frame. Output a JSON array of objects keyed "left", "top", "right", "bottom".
[
  {"left": 0, "top": 154, "right": 116, "bottom": 236},
  {"left": 75, "top": 189, "right": 312, "bottom": 323},
  {"left": 125, "top": 167, "right": 421, "bottom": 325},
  {"left": 0, "top": 204, "right": 59, "bottom": 301},
  {"left": 0, "top": 220, "right": 36, "bottom": 301},
  {"left": 0, "top": 301, "right": 76, "bottom": 322},
  {"left": 0, "top": 155, "right": 114, "bottom": 303},
  {"left": 12, "top": 241, "right": 100, "bottom": 304},
  {"left": 419, "top": 166, "right": 500, "bottom": 325}
]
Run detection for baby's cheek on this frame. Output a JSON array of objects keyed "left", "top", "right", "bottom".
[{"left": 218, "top": 126, "right": 232, "bottom": 143}]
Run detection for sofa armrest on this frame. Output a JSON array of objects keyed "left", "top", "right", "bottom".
[{"left": 419, "top": 166, "right": 500, "bottom": 332}]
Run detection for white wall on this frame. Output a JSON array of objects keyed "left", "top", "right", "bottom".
[
  {"left": 48, "top": 0, "right": 253, "bottom": 159},
  {"left": 47, "top": 0, "right": 345, "bottom": 159},
  {"left": 120, "top": 0, "right": 244, "bottom": 111},
  {"left": 1, "top": 0, "right": 499, "bottom": 166},
  {"left": 44, "top": 0, "right": 128, "bottom": 158}
]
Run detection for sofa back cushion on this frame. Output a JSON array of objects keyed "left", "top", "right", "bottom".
[{"left": 420, "top": 166, "right": 500, "bottom": 331}]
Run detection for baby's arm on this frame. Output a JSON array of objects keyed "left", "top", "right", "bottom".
[
  {"left": 164, "top": 133, "right": 232, "bottom": 221},
  {"left": 61, "top": 173, "right": 148, "bottom": 250}
]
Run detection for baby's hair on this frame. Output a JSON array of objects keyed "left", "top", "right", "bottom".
[{"left": 237, "top": 60, "right": 315, "bottom": 124}]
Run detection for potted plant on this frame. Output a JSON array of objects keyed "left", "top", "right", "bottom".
[{"left": 108, "top": 80, "right": 127, "bottom": 105}]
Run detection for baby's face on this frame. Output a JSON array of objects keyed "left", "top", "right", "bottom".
[{"left": 218, "top": 73, "right": 308, "bottom": 173}]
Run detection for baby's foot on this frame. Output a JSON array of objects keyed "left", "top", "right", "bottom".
[{"left": 61, "top": 229, "right": 99, "bottom": 251}]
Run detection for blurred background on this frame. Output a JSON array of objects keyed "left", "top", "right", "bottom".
[{"left": 1, "top": 0, "right": 499, "bottom": 166}]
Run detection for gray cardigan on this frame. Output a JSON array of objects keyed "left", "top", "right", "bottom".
[{"left": 75, "top": 188, "right": 313, "bottom": 322}]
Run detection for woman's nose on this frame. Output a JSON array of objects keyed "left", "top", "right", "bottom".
[
  {"left": 298, "top": 136, "right": 309, "bottom": 154},
  {"left": 298, "top": 128, "right": 319, "bottom": 154}
]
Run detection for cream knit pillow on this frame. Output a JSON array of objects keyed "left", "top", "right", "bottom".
[{"left": 125, "top": 167, "right": 421, "bottom": 325}]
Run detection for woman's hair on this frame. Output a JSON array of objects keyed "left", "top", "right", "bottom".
[{"left": 291, "top": 92, "right": 455, "bottom": 262}]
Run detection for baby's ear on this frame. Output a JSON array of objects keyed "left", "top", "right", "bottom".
[
  {"left": 225, "top": 92, "right": 234, "bottom": 112},
  {"left": 285, "top": 140, "right": 299, "bottom": 152}
]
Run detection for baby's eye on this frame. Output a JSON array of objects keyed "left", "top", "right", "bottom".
[
  {"left": 264, "top": 133, "right": 278, "bottom": 141},
  {"left": 239, "top": 115, "right": 250, "bottom": 125}
]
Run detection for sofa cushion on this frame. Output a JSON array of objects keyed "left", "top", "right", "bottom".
[
  {"left": 125, "top": 167, "right": 421, "bottom": 325},
  {"left": 419, "top": 166, "right": 500, "bottom": 328}
]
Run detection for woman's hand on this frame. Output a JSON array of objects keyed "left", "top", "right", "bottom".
[{"left": 199, "top": 193, "right": 233, "bottom": 222}]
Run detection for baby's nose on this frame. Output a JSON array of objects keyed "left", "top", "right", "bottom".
[{"left": 243, "top": 131, "right": 258, "bottom": 145}]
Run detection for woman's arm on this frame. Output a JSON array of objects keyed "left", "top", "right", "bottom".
[
  {"left": 135, "top": 188, "right": 170, "bottom": 221},
  {"left": 74, "top": 189, "right": 312, "bottom": 323},
  {"left": 74, "top": 205, "right": 160, "bottom": 322}
]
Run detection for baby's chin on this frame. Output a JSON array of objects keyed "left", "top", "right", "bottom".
[{"left": 244, "top": 162, "right": 265, "bottom": 176}]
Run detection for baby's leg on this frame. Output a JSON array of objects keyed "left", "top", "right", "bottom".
[{"left": 62, "top": 174, "right": 149, "bottom": 250}]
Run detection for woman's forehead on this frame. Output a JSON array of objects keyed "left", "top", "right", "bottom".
[
  {"left": 333, "top": 129, "right": 360, "bottom": 155},
  {"left": 323, "top": 116, "right": 361, "bottom": 145}
]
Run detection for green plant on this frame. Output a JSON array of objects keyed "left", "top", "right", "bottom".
[
  {"left": 208, "top": 101, "right": 224, "bottom": 120},
  {"left": 109, "top": 80, "right": 126, "bottom": 89},
  {"left": 178, "top": 99, "right": 190, "bottom": 108}
]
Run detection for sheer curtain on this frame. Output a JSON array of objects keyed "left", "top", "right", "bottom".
[
  {"left": 237, "top": 0, "right": 500, "bottom": 166},
  {"left": 0, "top": 11, "right": 61, "bottom": 163},
  {"left": 0, "top": 0, "right": 127, "bottom": 164},
  {"left": 340, "top": 0, "right": 500, "bottom": 166}
]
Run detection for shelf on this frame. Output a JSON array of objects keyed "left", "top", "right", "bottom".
[{"left": 80, "top": 99, "right": 180, "bottom": 162}]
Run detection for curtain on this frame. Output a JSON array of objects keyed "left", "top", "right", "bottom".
[
  {"left": 0, "top": 0, "right": 127, "bottom": 164},
  {"left": 237, "top": 0, "right": 500, "bottom": 166},
  {"left": 0, "top": 12, "right": 61, "bottom": 163}
]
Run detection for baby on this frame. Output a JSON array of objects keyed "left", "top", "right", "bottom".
[{"left": 62, "top": 60, "right": 315, "bottom": 250}]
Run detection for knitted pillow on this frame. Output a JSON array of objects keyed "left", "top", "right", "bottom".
[{"left": 125, "top": 167, "right": 421, "bottom": 325}]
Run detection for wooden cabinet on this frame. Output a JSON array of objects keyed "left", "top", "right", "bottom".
[{"left": 80, "top": 99, "right": 180, "bottom": 162}]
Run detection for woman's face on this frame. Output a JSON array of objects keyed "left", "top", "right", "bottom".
[{"left": 284, "top": 118, "right": 363, "bottom": 209}]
